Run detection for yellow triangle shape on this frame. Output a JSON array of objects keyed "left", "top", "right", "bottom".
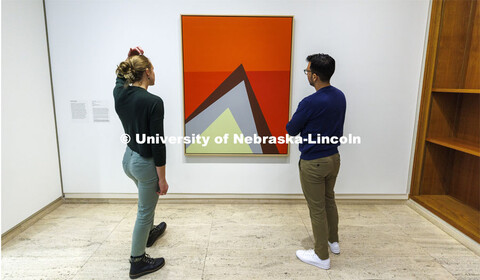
[{"left": 186, "top": 108, "right": 253, "bottom": 154}]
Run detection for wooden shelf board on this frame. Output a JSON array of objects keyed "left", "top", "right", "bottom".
[
  {"left": 411, "top": 195, "right": 480, "bottom": 243},
  {"left": 426, "top": 137, "right": 480, "bottom": 157},
  {"left": 432, "top": 88, "right": 480, "bottom": 94}
]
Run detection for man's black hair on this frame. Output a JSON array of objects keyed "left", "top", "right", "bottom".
[{"left": 306, "top": 53, "right": 335, "bottom": 82}]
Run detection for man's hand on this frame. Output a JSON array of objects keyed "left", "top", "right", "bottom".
[
  {"left": 128, "top": 46, "right": 144, "bottom": 57},
  {"left": 157, "top": 179, "right": 169, "bottom": 196}
]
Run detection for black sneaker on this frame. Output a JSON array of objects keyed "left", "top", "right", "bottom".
[
  {"left": 146, "top": 222, "right": 167, "bottom": 247},
  {"left": 129, "top": 253, "right": 165, "bottom": 279}
]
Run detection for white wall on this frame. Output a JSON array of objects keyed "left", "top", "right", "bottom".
[
  {"left": 1, "top": 0, "right": 62, "bottom": 234},
  {"left": 45, "top": 0, "right": 430, "bottom": 196}
]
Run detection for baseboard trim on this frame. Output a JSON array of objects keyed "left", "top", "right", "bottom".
[
  {"left": 407, "top": 199, "right": 480, "bottom": 256},
  {"left": 63, "top": 193, "right": 408, "bottom": 203},
  {"left": 2, "top": 197, "right": 64, "bottom": 246}
]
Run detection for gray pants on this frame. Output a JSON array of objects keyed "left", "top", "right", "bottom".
[
  {"left": 122, "top": 146, "right": 159, "bottom": 257},
  {"left": 299, "top": 153, "right": 340, "bottom": 260}
]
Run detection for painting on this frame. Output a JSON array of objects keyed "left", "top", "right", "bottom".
[{"left": 182, "top": 15, "right": 293, "bottom": 155}]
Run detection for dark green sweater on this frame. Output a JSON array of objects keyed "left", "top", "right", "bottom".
[{"left": 113, "top": 76, "right": 166, "bottom": 166}]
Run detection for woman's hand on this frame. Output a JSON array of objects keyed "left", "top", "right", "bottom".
[
  {"left": 157, "top": 179, "right": 169, "bottom": 196},
  {"left": 155, "top": 166, "right": 168, "bottom": 196},
  {"left": 128, "top": 46, "right": 144, "bottom": 57}
]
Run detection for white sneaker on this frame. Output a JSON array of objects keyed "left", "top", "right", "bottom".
[
  {"left": 295, "top": 249, "right": 330, "bottom": 269},
  {"left": 328, "top": 241, "right": 340, "bottom": 254}
]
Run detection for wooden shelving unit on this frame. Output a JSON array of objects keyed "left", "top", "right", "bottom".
[
  {"left": 432, "top": 88, "right": 480, "bottom": 94},
  {"left": 413, "top": 195, "right": 480, "bottom": 240},
  {"left": 410, "top": 0, "right": 480, "bottom": 243},
  {"left": 426, "top": 137, "right": 480, "bottom": 157}
]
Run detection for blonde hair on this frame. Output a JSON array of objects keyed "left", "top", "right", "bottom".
[{"left": 116, "top": 55, "right": 152, "bottom": 85}]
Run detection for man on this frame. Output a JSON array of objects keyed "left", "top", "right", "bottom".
[{"left": 286, "top": 53, "right": 346, "bottom": 270}]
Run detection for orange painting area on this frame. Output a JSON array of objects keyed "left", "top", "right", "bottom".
[
  {"left": 182, "top": 16, "right": 293, "bottom": 154},
  {"left": 182, "top": 16, "right": 293, "bottom": 72},
  {"left": 248, "top": 71, "right": 290, "bottom": 154}
]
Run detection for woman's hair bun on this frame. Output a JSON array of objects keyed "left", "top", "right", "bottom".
[
  {"left": 116, "top": 61, "right": 137, "bottom": 83},
  {"left": 115, "top": 55, "right": 152, "bottom": 85}
]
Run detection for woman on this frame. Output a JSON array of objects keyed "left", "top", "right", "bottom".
[{"left": 114, "top": 47, "right": 169, "bottom": 279}]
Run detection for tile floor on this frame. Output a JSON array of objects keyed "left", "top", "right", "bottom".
[{"left": 1, "top": 201, "right": 479, "bottom": 279}]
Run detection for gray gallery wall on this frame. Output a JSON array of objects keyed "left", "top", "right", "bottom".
[
  {"left": 2, "top": 0, "right": 62, "bottom": 234},
  {"left": 44, "top": 0, "right": 430, "bottom": 197}
]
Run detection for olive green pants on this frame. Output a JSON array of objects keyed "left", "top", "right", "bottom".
[{"left": 299, "top": 153, "right": 340, "bottom": 260}]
